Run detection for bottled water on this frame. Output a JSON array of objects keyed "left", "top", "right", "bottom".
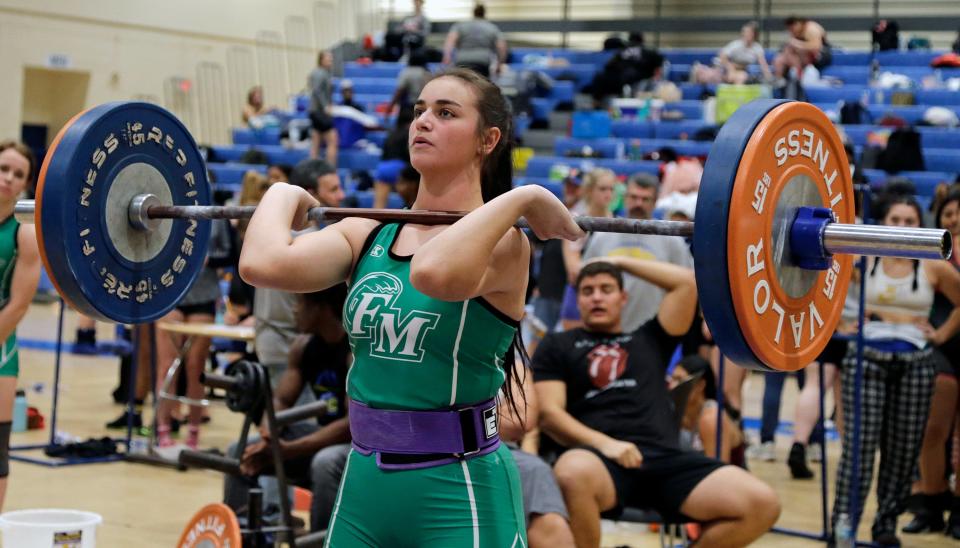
[{"left": 835, "top": 513, "right": 854, "bottom": 548}]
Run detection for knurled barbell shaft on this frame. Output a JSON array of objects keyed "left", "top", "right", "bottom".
[{"left": 13, "top": 198, "right": 954, "bottom": 261}]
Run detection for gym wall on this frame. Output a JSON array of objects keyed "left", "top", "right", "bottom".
[{"left": 0, "top": 0, "right": 382, "bottom": 143}]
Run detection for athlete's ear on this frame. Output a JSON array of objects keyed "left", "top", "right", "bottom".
[{"left": 479, "top": 126, "right": 501, "bottom": 156}]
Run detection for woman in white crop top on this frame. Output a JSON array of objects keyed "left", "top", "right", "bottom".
[{"left": 831, "top": 194, "right": 960, "bottom": 546}]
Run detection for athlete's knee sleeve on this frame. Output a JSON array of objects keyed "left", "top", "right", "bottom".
[{"left": 0, "top": 421, "right": 11, "bottom": 477}]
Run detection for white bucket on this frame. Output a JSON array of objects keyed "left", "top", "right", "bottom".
[{"left": 0, "top": 509, "right": 102, "bottom": 548}]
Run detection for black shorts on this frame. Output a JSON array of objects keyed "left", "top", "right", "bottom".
[
  {"left": 175, "top": 301, "right": 216, "bottom": 317},
  {"left": 815, "top": 337, "right": 847, "bottom": 366},
  {"left": 933, "top": 347, "right": 960, "bottom": 378},
  {"left": 309, "top": 110, "right": 334, "bottom": 133},
  {"left": 585, "top": 444, "right": 725, "bottom": 521}
]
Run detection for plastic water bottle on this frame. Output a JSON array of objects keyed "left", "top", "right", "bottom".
[
  {"left": 12, "top": 390, "right": 27, "bottom": 432},
  {"left": 835, "top": 513, "right": 854, "bottom": 548}
]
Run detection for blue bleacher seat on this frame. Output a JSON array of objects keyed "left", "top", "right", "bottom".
[
  {"left": 662, "top": 49, "right": 716, "bottom": 66},
  {"left": 916, "top": 89, "right": 960, "bottom": 106},
  {"left": 554, "top": 137, "right": 622, "bottom": 159},
  {"left": 876, "top": 50, "right": 942, "bottom": 67},
  {"left": 207, "top": 163, "right": 267, "bottom": 186},
  {"left": 666, "top": 64, "right": 692, "bottom": 82},
  {"left": 335, "top": 77, "right": 397, "bottom": 96},
  {"left": 831, "top": 52, "right": 873, "bottom": 66},
  {"left": 515, "top": 176, "right": 563, "bottom": 199},
  {"left": 822, "top": 66, "right": 870, "bottom": 85},
  {"left": 524, "top": 156, "right": 661, "bottom": 178},
  {"left": 338, "top": 149, "right": 380, "bottom": 172},
  {"left": 662, "top": 100, "right": 703, "bottom": 120},
  {"left": 868, "top": 105, "right": 929, "bottom": 124},
  {"left": 804, "top": 86, "right": 868, "bottom": 104},
  {"left": 680, "top": 83, "right": 716, "bottom": 101},
  {"left": 862, "top": 169, "right": 955, "bottom": 197},
  {"left": 343, "top": 62, "right": 404, "bottom": 79},
  {"left": 652, "top": 120, "right": 712, "bottom": 140},
  {"left": 917, "top": 128, "right": 960, "bottom": 148},
  {"left": 611, "top": 120, "right": 655, "bottom": 139},
  {"left": 350, "top": 191, "right": 405, "bottom": 209},
  {"left": 232, "top": 127, "right": 281, "bottom": 146},
  {"left": 549, "top": 80, "right": 576, "bottom": 104},
  {"left": 923, "top": 148, "right": 960, "bottom": 174}
]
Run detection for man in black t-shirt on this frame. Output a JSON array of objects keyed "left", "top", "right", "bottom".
[
  {"left": 224, "top": 286, "right": 352, "bottom": 532},
  {"left": 534, "top": 258, "right": 780, "bottom": 547}
]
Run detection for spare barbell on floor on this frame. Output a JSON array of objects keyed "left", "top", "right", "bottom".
[{"left": 13, "top": 101, "right": 953, "bottom": 372}]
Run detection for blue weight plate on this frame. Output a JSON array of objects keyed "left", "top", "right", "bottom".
[
  {"left": 36, "top": 102, "right": 210, "bottom": 323},
  {"left": 693, "top": 99, "right": 788, "bottom": 371}
]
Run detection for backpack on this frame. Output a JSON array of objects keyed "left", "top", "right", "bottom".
[
  {"left": 840, "top": 101, "right": 871, "bottom": 125},
  {"left": 878, "top": 128, "right": 925, "bottom": 173}
]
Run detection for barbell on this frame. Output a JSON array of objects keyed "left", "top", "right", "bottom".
[{"left": 13, "top": 101, "right": 953, "bottom": 372}]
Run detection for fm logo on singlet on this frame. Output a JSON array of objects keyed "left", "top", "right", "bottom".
[{"left": 345, "top": 272, "right": 440, "bottom": 363}]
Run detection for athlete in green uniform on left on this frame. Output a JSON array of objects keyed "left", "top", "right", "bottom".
[
  {"left": 0, "top": 141, "right": 41, "bottom": 511},
  {"left": 241, "top": 69, "right": 583, "bottom": 546}
]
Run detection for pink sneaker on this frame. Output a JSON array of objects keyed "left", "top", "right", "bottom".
[
  {"left": 156, "top": 426, "right": 174, "bottom": 448},
  {"left": 186, "top": 426, "right": 200, "bottom": 450}
]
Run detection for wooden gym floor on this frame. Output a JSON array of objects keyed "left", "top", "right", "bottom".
[{"left": 4, "top": 301, "right": 952, "bottom": 547}]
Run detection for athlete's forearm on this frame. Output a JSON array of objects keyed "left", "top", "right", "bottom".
[{"left": 410, "top": 187, "right": 534, "bottom": 301}]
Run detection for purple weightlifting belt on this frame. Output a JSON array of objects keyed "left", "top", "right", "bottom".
[{"left": 349, "top": 398, "right": 501, "bottom": 470}]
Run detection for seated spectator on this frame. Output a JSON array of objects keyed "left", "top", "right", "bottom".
[
  {"left": 267, "top": 163, "right": 292, "bottom": 185},
  {"left": 534, "top": 258, "right": 780, "bottom": 548},
  {"left": 388, "top": 49, "right": 430, "bottom": 115},
  {"left": 669, "top": 355, "right": 746, "bottom": 466},
  {"left": 692, "top": 22, "right": 772, "bottom": 84},
  {"left": 338, "top": 80, "right": 364, "bottom": 112},
  {"left": 774, "top": 16, "right": 832, "bottom": 81},
  {"left": 589, "top": 32, "right": 664, "bottom": 107},
  {"left": 242, "top": 85, "right": 280, "bottom": 129},
  {"left": 223, "top": 287, "right": 352, "bottom": 532}
]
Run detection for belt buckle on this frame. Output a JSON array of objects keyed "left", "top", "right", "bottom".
[{"left": 454, "top": 401, "right": 498, "bottom": 459}]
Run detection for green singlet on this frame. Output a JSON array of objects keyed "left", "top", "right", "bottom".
[
  {"left": 325, "top": 223, "right": 527, "bottom": 547},
  {"left": 0, "top": 217, "right": 19, "bottom": 377}
]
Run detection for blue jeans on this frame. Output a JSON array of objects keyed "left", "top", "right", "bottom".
[{"left": 760, "top": 370, "right": 825, "bottom": 444}]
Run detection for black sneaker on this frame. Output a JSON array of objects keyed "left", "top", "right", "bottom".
[
  {"left": 788, "top": 442, "right": 814, "bottom": 479},
  {"left": 873, "top": 531, "right": 901, "bottom": 547},
  {"left": 106, "top": 410, "right": 142, "bottom": 430}
]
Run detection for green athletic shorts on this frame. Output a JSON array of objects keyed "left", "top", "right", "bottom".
[
  {"left": 324, "top": 444, "right": 527, "bottom": 547},
  {"left": 0, "top": 335, "right": 18, "bottom": 377}
]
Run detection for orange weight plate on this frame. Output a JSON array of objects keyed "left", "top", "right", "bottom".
[
  {"left": 726, "top": 102, "right": 854, "bottom": 371},
  {"left": 177, "top": 503, "right": 242, "bottom": 548}
]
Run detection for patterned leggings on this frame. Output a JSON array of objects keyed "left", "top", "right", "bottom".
[{"left": 831, "top": 345, "right": 935, "bottom": 537}]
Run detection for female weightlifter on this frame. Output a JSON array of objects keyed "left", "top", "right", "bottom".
[
  {"left": 241, "top": 68, "right": 582, "bottom": 546},
  {"left": 0, "top": 141, "right": 41, "bottom": 510}
]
